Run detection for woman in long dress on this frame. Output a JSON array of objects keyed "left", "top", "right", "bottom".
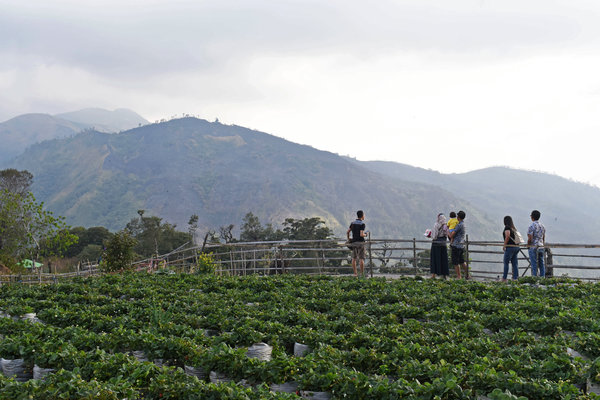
[{"left": 430, "top": 213, "right": 450, "bottom": 278}]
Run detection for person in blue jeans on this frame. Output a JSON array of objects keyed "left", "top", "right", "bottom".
[
  {"left": 502, "top": 215, "right": 520, "bottom": 281},
  {"left": 527, "top": 210, "right": 546, "bottom": 277}
]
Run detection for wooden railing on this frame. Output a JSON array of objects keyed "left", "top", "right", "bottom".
[
  {"left": 0, "top": 263, "right": 101, "bottom": 285},
  {"left": 3, "top": 238, "right": 600, "bottom": 284},
  {"left": 135, "top": 236, "right": 600, "bottom": 281}
]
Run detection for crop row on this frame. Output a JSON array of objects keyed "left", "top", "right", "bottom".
[{"left": 1, "top": 274, "right": 600, "bottom": 399}]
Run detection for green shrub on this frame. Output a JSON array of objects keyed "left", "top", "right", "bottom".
[{"left": 195, "top": 252, "right": 216, "bottom": 274}]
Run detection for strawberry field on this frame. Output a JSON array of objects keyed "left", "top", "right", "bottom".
[{"left": 1, "top": 273, "right": 600, "bottom": 399}]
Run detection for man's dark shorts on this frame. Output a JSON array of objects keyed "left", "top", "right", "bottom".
[
  {"left": 351, "top": 242, "right": 365, "bottom": 260},
  {"left": 451, "top": 246, "right": 465, "bottom": 265}
]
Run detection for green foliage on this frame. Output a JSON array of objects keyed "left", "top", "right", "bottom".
[
  {"left": 240, "top": 212, "right": 280, "bottom": 242},
  {"left": 487, "top": 388, "right": 530, "bottom": 400},
  {"left": 1, "top": 275, "right": 599, "bottom": 398},
  {"left": 239, "top": 213, "right": 332, "bottom": 242},
  {"left": 101, "top": 230, "right": 137, "bottom": 272},
  {"left": 125, "top": 213, "right": 191, "bottom": 258},
  {"left": 77, "top": 244, "right": 104, "bottom": 262},
  {"left": 65, "top": 226, "right": 112, "bottom": 259},
  {"left": 0, "top": 168, "right": 32, "bottom": 196},
  {"left": 0, "top": 186, "right": 77, "bottom": 269},
  {"left": 195, "top": 252, "right": 216, "bottom": 274},
  {"left": 281, "top": 217, "right": 333, "bottom": 240}
]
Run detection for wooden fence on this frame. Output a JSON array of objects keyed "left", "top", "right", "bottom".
[
  {"left": 3, "top": 237, "right": 600, "bottom": 284},
  {"left": 0, "top": 263, "right": 101, "bottom": 285},
  {"left": 134, "top": 236, "right": 600, "bottom": 281}
]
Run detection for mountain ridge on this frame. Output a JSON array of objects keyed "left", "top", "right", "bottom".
[
  {"left": 7, "top": 118, "right": 496, "bottom": 239},
  {"left": 3, "top": 116, "right": 599, "bottom": 243},
  {"left": 0, "top": 108, "right": 149, "bottom": 164}
]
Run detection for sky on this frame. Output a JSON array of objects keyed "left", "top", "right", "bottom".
[{"left": 1, "top": 0, "right": 600, "bottom": 186}]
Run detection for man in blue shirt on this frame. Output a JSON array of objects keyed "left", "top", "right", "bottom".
[
  {"left": 449, "top": 210, "right": 468, "bottom": 279},
  {"left": 347, "top": 210, "right": 367, "bottom": 277},
  {"left": 527, "top": 209, "right": 546, "bottom": 277}
]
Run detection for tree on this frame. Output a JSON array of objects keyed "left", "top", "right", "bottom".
[
  {"left": 0, "top": 189, "right": 77, "bottom": 268},
  {"left": 102, "top": 230, "right": 137, "bottom": 272},
  {"left": 281, "top": 217, "right": 333, "bottom": 240},
  {"left": 125, "top": 213, "right": 191, "bottom": 257},
  {"left": 219, "top": 224, "right": 235, "bottom": 243},
  {"left": 64, "top": 226, "right": 112, "bottom": 259},
  {"left": 240, "top": 212, "right": 263, "bottom": 242},
  {"left": 239, "top": 212, "right": 281, "bottom": 242},
  {"left": 0, "top": 169, "right": 33, "bottom": 196},
  {"left": 239, "top": 214, "right": 332, "bottom": 242},
  {"left": 188, "top": 214, "right": 199, "bottom": 244}
]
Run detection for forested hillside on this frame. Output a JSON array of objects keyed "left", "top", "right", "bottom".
[
  {"left": 8, "top": 118, "right": 496, "bottom": 239},
  {"left": 5, "top": 116, "right": 599, "bottom": 242},
  {"left": 362, "top": 161, "right": 600, "bottom": 243}
]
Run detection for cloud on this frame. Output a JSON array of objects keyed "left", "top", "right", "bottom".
[
  {"left": 1, "top": 0, "right": 594, "bottom": 81},
  {"left": 1, "top": 0, "right": 600, "bottom": 185}
]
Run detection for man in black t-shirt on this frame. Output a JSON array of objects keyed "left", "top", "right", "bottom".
[{"left": 346, "top": 210, "right": 367, "bottom": 277}]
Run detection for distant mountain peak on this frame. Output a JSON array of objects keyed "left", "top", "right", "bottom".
[
  {"left": 54, "top": 108, "right": 149, "bottom": 133},
  {"left": 0, "top": 108, "right": 151, "bottom": 165}
]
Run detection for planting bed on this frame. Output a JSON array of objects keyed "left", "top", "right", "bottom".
[{"left": 1, "top": 273, "right": 600, "bottom": 399}]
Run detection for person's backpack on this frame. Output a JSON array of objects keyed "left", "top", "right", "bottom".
[{"left": 513, "top": 230, "right": 523, "bottom": 245}]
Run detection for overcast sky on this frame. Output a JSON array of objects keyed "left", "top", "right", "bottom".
[{"left": 2, "top": 0, "right": 599, "bottom": 186}]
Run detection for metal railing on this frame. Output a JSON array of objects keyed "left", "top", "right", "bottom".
[
  {"left": 4, "top": 237, "right": 600, "bottom": 284},
  {"left": 132, "top": 236, "right": 600, "bottom": 281}
]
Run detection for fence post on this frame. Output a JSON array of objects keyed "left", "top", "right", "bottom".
[
  {"left": 413, "top": 238, "right": 417, "bottom": 270},
  {"left": 546, "top": 247, "right": 553, "bottom": 277},
  {"left": 317, "top": 242, "right": 322, "bottom": 275},
  {"left": 280, "top": 244, "right": 285, "bottom": 274},
  {"left": 241, "top": 250, "right": 246, "bottom": 276},
  {"left": 368, "top": 233, "right": 373, "bottom": 278},
  {"left": 321, "top": 243, "right": 327, "bottom": 275},
  {"left": 466, "top": 234, "right": 470, "bottom": 279}
]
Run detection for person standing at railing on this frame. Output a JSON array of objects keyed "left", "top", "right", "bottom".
[
  {"left": 347, "top": 210, "right": 367, "bottom": 277},
  {"left": 430, "top": 213, "right": 450, "bottom": 279},
  {"left": 449, "top": 211, "right": 469, "bottom": 279},
  {"left": 527, "top": 210, "right": 546, "bottom": 277},
  {"left": 502, "top": 215, "right": 520, "bottom": 281}
]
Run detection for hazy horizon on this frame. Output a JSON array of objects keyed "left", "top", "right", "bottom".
[{"left": 2, "top": 1, "right": 600, "bottom": 185}]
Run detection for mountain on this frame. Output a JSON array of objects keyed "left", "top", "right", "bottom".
[
  {"left": 5, "top": 116, "right": 597, "bottom": 243},
  {"left": 0, "top": 113, "right": 86, "bottom": 164},
  {"left": 6, "top": 118, "right": 497, "bottom": 239},
  {"left": 361, "top": 161, "right": 600, "bottom": 243},
  {"left": 54, "top": 108, "right": 149, "bottom": 133},
  {"left": 0, "top": 109, "right": 149, "bottom": 164}
]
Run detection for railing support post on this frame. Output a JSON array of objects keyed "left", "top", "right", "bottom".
[
  {"left": 368, "top": 233, "right": 373, "bottom": 278},
  {"left": 466, "top": 234, "right": 470, "bottom": 279},
  {"left": 413, "top": 238, "right": 417, "bottom": 270}
]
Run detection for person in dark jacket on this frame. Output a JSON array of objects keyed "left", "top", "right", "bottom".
[{"left": 347, "top": 210, "right": 367, "bottom": 277}]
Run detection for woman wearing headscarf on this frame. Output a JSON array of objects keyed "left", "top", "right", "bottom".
[{"left": 430, "top": 213, "right": 450, "bottom": 278}]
